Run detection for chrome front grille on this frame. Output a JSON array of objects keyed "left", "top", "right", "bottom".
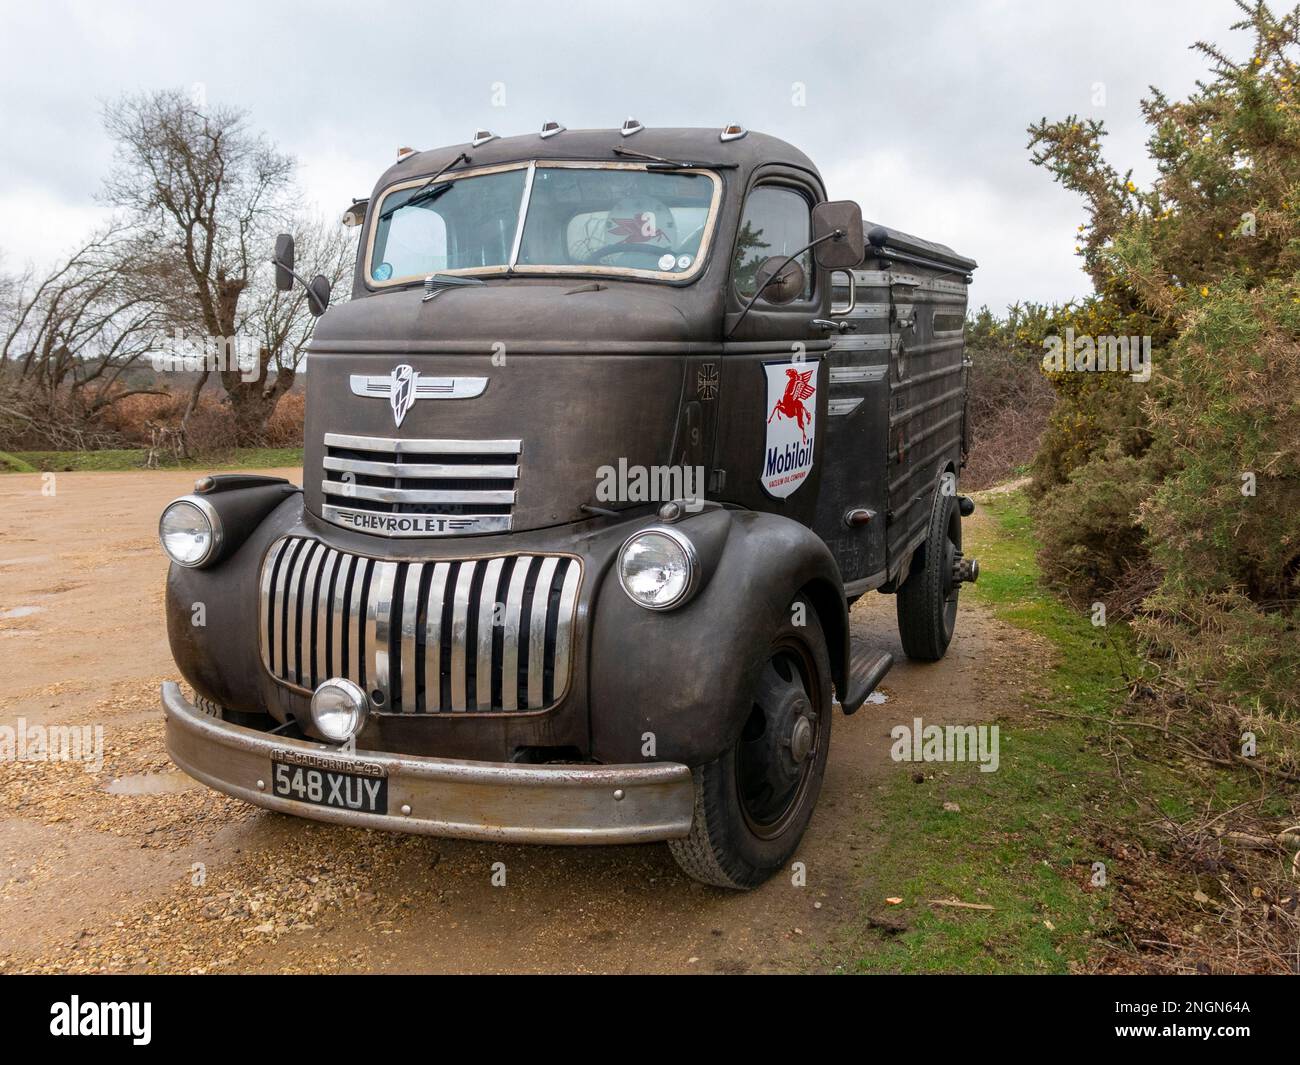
[
  {"left": 320, "top": 432, "right": 521, "bottom": 537},
  {"left": 259, "top": 537, "right": 582, "bottom": 713}
]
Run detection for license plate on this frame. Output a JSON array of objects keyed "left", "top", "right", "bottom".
[{"left": 270, "top": 753, "right": 388, "bottom": 815}]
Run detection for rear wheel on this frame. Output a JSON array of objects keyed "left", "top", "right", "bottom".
[
  {"left": 895, "top": 483, "right": 962, "bottom": 661},
  {"left": 669, "top": 597, "right": 833, "bottom": 889}
]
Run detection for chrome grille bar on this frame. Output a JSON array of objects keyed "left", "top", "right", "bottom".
[
  {"left": 323, "top": 433, "right": 521, "bottom": 455},
  {"left": 449, "top": 563, "right": 475, "bottom": 712},
  {"left": 476, "top": 557, "right": 506, "bottom": 711},
  {"left": 368, "top": 561, "right": 398, "bottom": 707},
  {"left": 400, "top": 562, "right": 424, "bottom": 714},
  {"left": 501, "top": 557, "right": 532, "bottom": 712},
  {"left": 260, "top": 538, "right": 289, "bottom": 676},
  {"left": 423, "top": 562, "right": 450, "bottom": 712},
  {"left": 528, "top": 557, "right": 560, "bottom": 710},
  {"left": 320, "top": 481, "right": 516, "bottom": 505},
  {"left": 324, "top": 456, "right": 519, "bottom": 480}
]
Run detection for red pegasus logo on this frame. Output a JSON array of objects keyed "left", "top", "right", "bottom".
[
  {"left": 768, "top": 367, "right": 816, "bottom": 441},
  {"left": 606, "top": 212, "right": 669, "bottom": 244}
]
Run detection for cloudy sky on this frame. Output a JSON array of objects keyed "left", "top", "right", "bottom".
[{"left": 0, "top": 0, "right": 1250, "bottom": 312}]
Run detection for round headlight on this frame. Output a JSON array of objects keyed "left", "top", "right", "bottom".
[
  {"left": 310, "top": 678, "right": 369, "bottom": 744},
  {"left": 617, "top": 528, "right": 698, "bottom": 611},
  {"left": 159, "top": 497, "right": 221, "bottom": 568}
]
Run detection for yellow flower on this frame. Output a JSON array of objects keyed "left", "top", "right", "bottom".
[
  {"left": 1200, "top": 286, "right": 1209, "bottom": 297},
  {"left": 1126, "top": 181, "right": 1137, "bottom": 192}
]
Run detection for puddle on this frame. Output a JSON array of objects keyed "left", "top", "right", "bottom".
[
  {"left": 0, "top": 606, "right": 43, "bottom": 620},
  {"left": 105, "top": 772, "right": 198, "bottom": 796}
]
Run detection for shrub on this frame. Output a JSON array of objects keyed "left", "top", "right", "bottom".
[{"left": 1026, "top": 1, "right": 1300, "bottom": 718}]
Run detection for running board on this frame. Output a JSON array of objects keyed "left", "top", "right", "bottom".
[{"left": 839, "top": 648, "right": 893, "bottom": 715}]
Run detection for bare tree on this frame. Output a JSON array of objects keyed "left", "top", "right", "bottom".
[
  {"left": 102, "top": 88, "right": 316, "bottom": 447},
  {"left": 0, "top": 227, "right": 164, "bottom": 449}
]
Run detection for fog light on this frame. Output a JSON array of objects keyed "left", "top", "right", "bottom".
[
  {"left": 159, "top": 496, "right": 222, "bottom": 568},
  {"left": 310, "top": 678, "right": 369, "bottom": 744},
  {"left": 617, "top": 527, "right": 698, "bottom": 611}
]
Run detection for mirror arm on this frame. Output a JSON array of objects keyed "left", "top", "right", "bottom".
[
  {"left": 269, "top": 257, "right": 328, "bottom": 315},
  {"left": 724, "top": 229, "right": 845, "bottom": 340}
]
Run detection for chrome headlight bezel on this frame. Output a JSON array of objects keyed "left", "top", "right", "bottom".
[
  {"left": 617, "top": 526, "right": 700, "bottom": 612},
  {"left": 158, "top": 495, "right": 224, "bottom": 569}
]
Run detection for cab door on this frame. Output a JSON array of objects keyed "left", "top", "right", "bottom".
[
  {"left": 711, "top": 174, "right": 829, "bottom": 528},
  {"left": 809, "top": 267, "right": 893, "bottom": 587}
]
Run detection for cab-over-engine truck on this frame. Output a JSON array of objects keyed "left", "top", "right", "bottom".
[{"left": 159, "top": 122, "right": 979, "bottom": 889}]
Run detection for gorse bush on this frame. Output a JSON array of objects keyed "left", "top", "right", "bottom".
[{"left": 1026, "top": 0, "right": 1300, "bottom": 718}]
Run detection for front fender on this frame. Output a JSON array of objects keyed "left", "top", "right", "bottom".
[
  {"left": 167, "top": 492, "right": 305, "bottom": 718},
  {"left": 589, "top": 509, "right": 847, "bottom": 766}
]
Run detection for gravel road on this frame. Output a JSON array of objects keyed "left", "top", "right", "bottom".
[{"left": 0, "top": 468, "right": 1038, "bottom": 973}]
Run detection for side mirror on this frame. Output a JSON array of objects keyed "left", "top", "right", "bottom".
[
  {"left": 811, "top": 200, "right": 865, "bottom": 270},
  {"left": 306, "top": 274, "right": 331, "bottom": 317},
  {"left": 273, "top": 234, "right": 295, "bottom": 292},
  {"left": 341, "top": 199, "right": 368, "bottom": 228},
  {"left": 755, "top": 255, "right": 806, "bottom": 305}
]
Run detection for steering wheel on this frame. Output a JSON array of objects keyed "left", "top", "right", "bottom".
[
  {"left": 584, "top": 242, "right": 673, "bottom": 265},
  {"left": 678, "top": 224, "right": 705, "bottom": 251}
]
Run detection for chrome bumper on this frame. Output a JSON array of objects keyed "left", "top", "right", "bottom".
[{"left": 161, "top": 682, "right": 694, "bottom": 844}]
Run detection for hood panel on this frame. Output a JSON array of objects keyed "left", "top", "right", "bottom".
[
  {"left": 303, "top": 349, "right": 685, "bottom": 535},
  {"left": 312, "top": 281, "right": 693, "bottom": 351}
]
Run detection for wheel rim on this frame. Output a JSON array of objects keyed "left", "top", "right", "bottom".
[
  {"left": 736, "top": 636, "right": 822, "bottom": 839},
  {"left": 940, "top": 500, "right": 962, "bottom": 641}
]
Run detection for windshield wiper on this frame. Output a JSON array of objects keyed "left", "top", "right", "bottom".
[
  {"left": 422, "top": 272, "right": 485, "bottom": 302},
  {"left": 610, "top": 146, "right": 738, "bottom": 170},
  {"left": 379, "top": 151, "right": 471, "bottom": 220}
]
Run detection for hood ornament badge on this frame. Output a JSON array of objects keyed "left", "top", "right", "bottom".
[
  {"left": 389, "top": 364, "right": 418, "bottom": 427},
  {"left": 349, "top": 367, "right": 488, "bottom": 427}
]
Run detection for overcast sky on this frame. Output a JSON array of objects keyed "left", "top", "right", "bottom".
[{"left": 0, "top": 0, "right": 1249, "bottom": 312}]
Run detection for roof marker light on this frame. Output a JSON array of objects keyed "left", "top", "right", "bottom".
[
  {"left": 471, "top": 129, "right": 498, "bottom": 147},
  {"left": 720, "top": 123, "right": 748, "bottom": 142},
  {"left": 540, "top": 120, "right": 565, "bottom": 139},
  {"left": 397, "top": 145, "right": 418, "bottom": 161},
  {"left": 620, "top": 117, "right": 644, "bottom": 137}
]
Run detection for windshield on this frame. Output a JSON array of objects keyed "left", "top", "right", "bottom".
[{"left": 367, "top": 162, "right": 721, "bottom": 285}]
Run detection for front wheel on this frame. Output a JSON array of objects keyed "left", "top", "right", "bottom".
[{"left": 669, "top": 596, "right": 833, "bottom": 890}]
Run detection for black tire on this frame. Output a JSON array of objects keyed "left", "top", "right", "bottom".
[
  {"left": 669, "top": 596, "right": 833, "bottom": 889},
  {"left": 895, "top": 484, "right": 962, "bottom": 661},
  {"left": 193, "top": 693, "right": 225, "bottom": 718}
]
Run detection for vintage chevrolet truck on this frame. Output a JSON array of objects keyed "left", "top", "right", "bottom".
[{"left": 159, "top": 123, "right": 978, "bottom": 889}]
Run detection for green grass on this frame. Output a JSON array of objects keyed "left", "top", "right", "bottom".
[
  {"left": 843, "top": 490, "right": 1233, "bottom": 973},
  {"left": 3, "top": 447, "right": 303, "bottom": 473},
  {"left": 0, "top": 450, "right": 37, "bottom": 473}
]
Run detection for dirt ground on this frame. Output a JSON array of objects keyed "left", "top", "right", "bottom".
[{"left": 0, "top": 468, "right": 1040, "bottom": 974}]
